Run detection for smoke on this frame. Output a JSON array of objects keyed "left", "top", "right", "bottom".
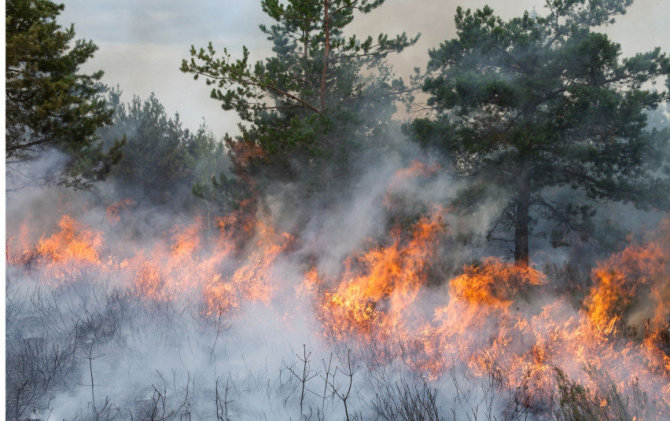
[
  {"left": 2, "top": 128, "right": 490, "bottom": 418},
  {"left": 6, "top": 150, "right": 70, "bottom": 195},
  {"left": 7, "top": 122, "right": 670, "bottom": 420},
  {"left": 7, "top": 3, "right": 670, "bottom": 418}
]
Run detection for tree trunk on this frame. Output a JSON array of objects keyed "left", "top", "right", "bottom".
[
  {"left": 320, "top": 0, "right": 330, "bottom": 112},
  {"left": 303, "top": 28, "right": 309, "bottom": 83},
  {"left": 514, "top": 158, "right": 531, "bottom": 266}
]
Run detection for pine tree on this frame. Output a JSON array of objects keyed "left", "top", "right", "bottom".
[
  {"left": 98, "top": 91, "right": 227, "bottom": 207},
  {"left": 410, "top": 0, "right": 670, "bottom": 265},
  {"left": 6, "top": 0, "right": 123, "bottom": 187},
  {"left": 181, "top": 0, "right": 417, "bottom": 193}
]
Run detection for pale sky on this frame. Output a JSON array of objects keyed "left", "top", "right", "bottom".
[{"left": 60, "top": 0, "right": 670, "bottom": 137}]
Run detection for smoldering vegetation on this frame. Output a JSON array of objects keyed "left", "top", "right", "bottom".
[{"left": 6, "top": 111, "right": 670, "bottom": 420}]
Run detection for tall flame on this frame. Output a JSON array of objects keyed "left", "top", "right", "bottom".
[
  {"left": 318, "top": 210, "right": 445, "bottom": 341},
  {"left": 6, "top": 191, "right": 670, "bottom": 415}
]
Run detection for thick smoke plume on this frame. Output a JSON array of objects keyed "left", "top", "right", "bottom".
[{"left": 6, "top": 132, "right": 670, "bottom": 420}]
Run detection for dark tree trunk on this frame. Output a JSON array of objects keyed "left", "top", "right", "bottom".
[
  {"left": 514, "top": 158, "right": 531, "bottom": 266},
  {"left": 320, "top": 0, "right": 330, "bottom": 113}
]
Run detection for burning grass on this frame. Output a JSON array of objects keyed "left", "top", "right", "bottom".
[{"left": 6, "top": 184, "right": 670, "bottom": 419}]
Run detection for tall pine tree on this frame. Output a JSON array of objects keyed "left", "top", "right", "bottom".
[
  {"left": 6, "top": 0, "right": 123, "bottom": 187},
  {"left": 410, "top": 0, "right": 670, "bottom": 265},
  {"left": 181, "top": 0, "right": 417, "bottom": 197}
]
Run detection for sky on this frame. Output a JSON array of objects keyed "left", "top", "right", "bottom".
[{"left": 60, "top": 0, "right": 670, "bottom": 137}]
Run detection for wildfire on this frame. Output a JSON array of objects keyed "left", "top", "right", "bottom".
[
  {"left": 390, "top": 160, "right": 441, "bottom": 182},
  {"left": 106, "top": 198, "right": 135, "bottom": 223},
  {"left": 317, "top": 210, "right": 445, "bottom": 341},
  {"left": 448, "top": 258, "right": 545, "bottom": 309},
  {"left": 36, "top": 215, "right": 103, "bottom": 265},
  {"left": 203, "top": 219, "right": 293, "bottom": 315},
  {"left": 587, "top": 230, "right": 669, "bottom": 336},
  {"left": 306, "top": 212, "right": 670, "bottom": 409},
  {"left": 6, "top": 206, "right": 292, "bottom": 317},
  {"left": 585, "top": 219, "right": 670, "bottom": 378},
  {"left": 6, "top": 193, "right": 670, "bottom": 415}
]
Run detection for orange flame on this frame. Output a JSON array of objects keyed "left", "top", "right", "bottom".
[
  {"left": 7, "top": 194, "right": 670, "bottom": 413},
  {"left": 587, "top": 233, "right": 669, "bottom": 336},
  {"left": 36, "top": 215, "right": 103, "bottom": 265},
  {"left": 106, "top": 198, "right": 135, "bottom": 224},
  {"left": 317, "top": 210, "right": 445, "bottom": 341}
]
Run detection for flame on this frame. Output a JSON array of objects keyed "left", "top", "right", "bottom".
[
  {"left": 587, "top": 227, "right": 669, "bottom": 336},
  {"left": 36, "top": 215, "right": 103, "bottom": 265},
  {"left": 7, "top": 187, "right": 670, "bottom": 414},
  {"left": 449, "top": 258, "right": 545, "bottom": 309},
  {"left": 318, "top": 210, "right": 445, "bottom": 341},
  {"left": 106, "top": 198, "right": 135, "bottom": 223},
  {"left": 6, "top": 220, "right": 35, "bottom": 265},
  {"left": 304, "top": 214, "right": 670, "bottom": 408},
  {"left": 203, "top": 219, "right": 292, "bottom": 315},
  {"left": 390, "top": 160, "right": 441, "bottom": 181},
  {"left": 6, "top": 204, "right": 292, "bottom": 318},
  {"left": 584, "top": 219, "right": 670, "bottom": 380}
]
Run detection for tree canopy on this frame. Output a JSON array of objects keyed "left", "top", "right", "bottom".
[
  {"left": 181, "top": 0, "right": 417, "bottom": 192},
  {"left": 409, "top": 0, "right": 670, "bottom": 265},
  {"left": 6, "top": 0, "right": 123, "bottom": 187},
  {"left": 99, "top": 91, "right": 228, "bottom": 208}
]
